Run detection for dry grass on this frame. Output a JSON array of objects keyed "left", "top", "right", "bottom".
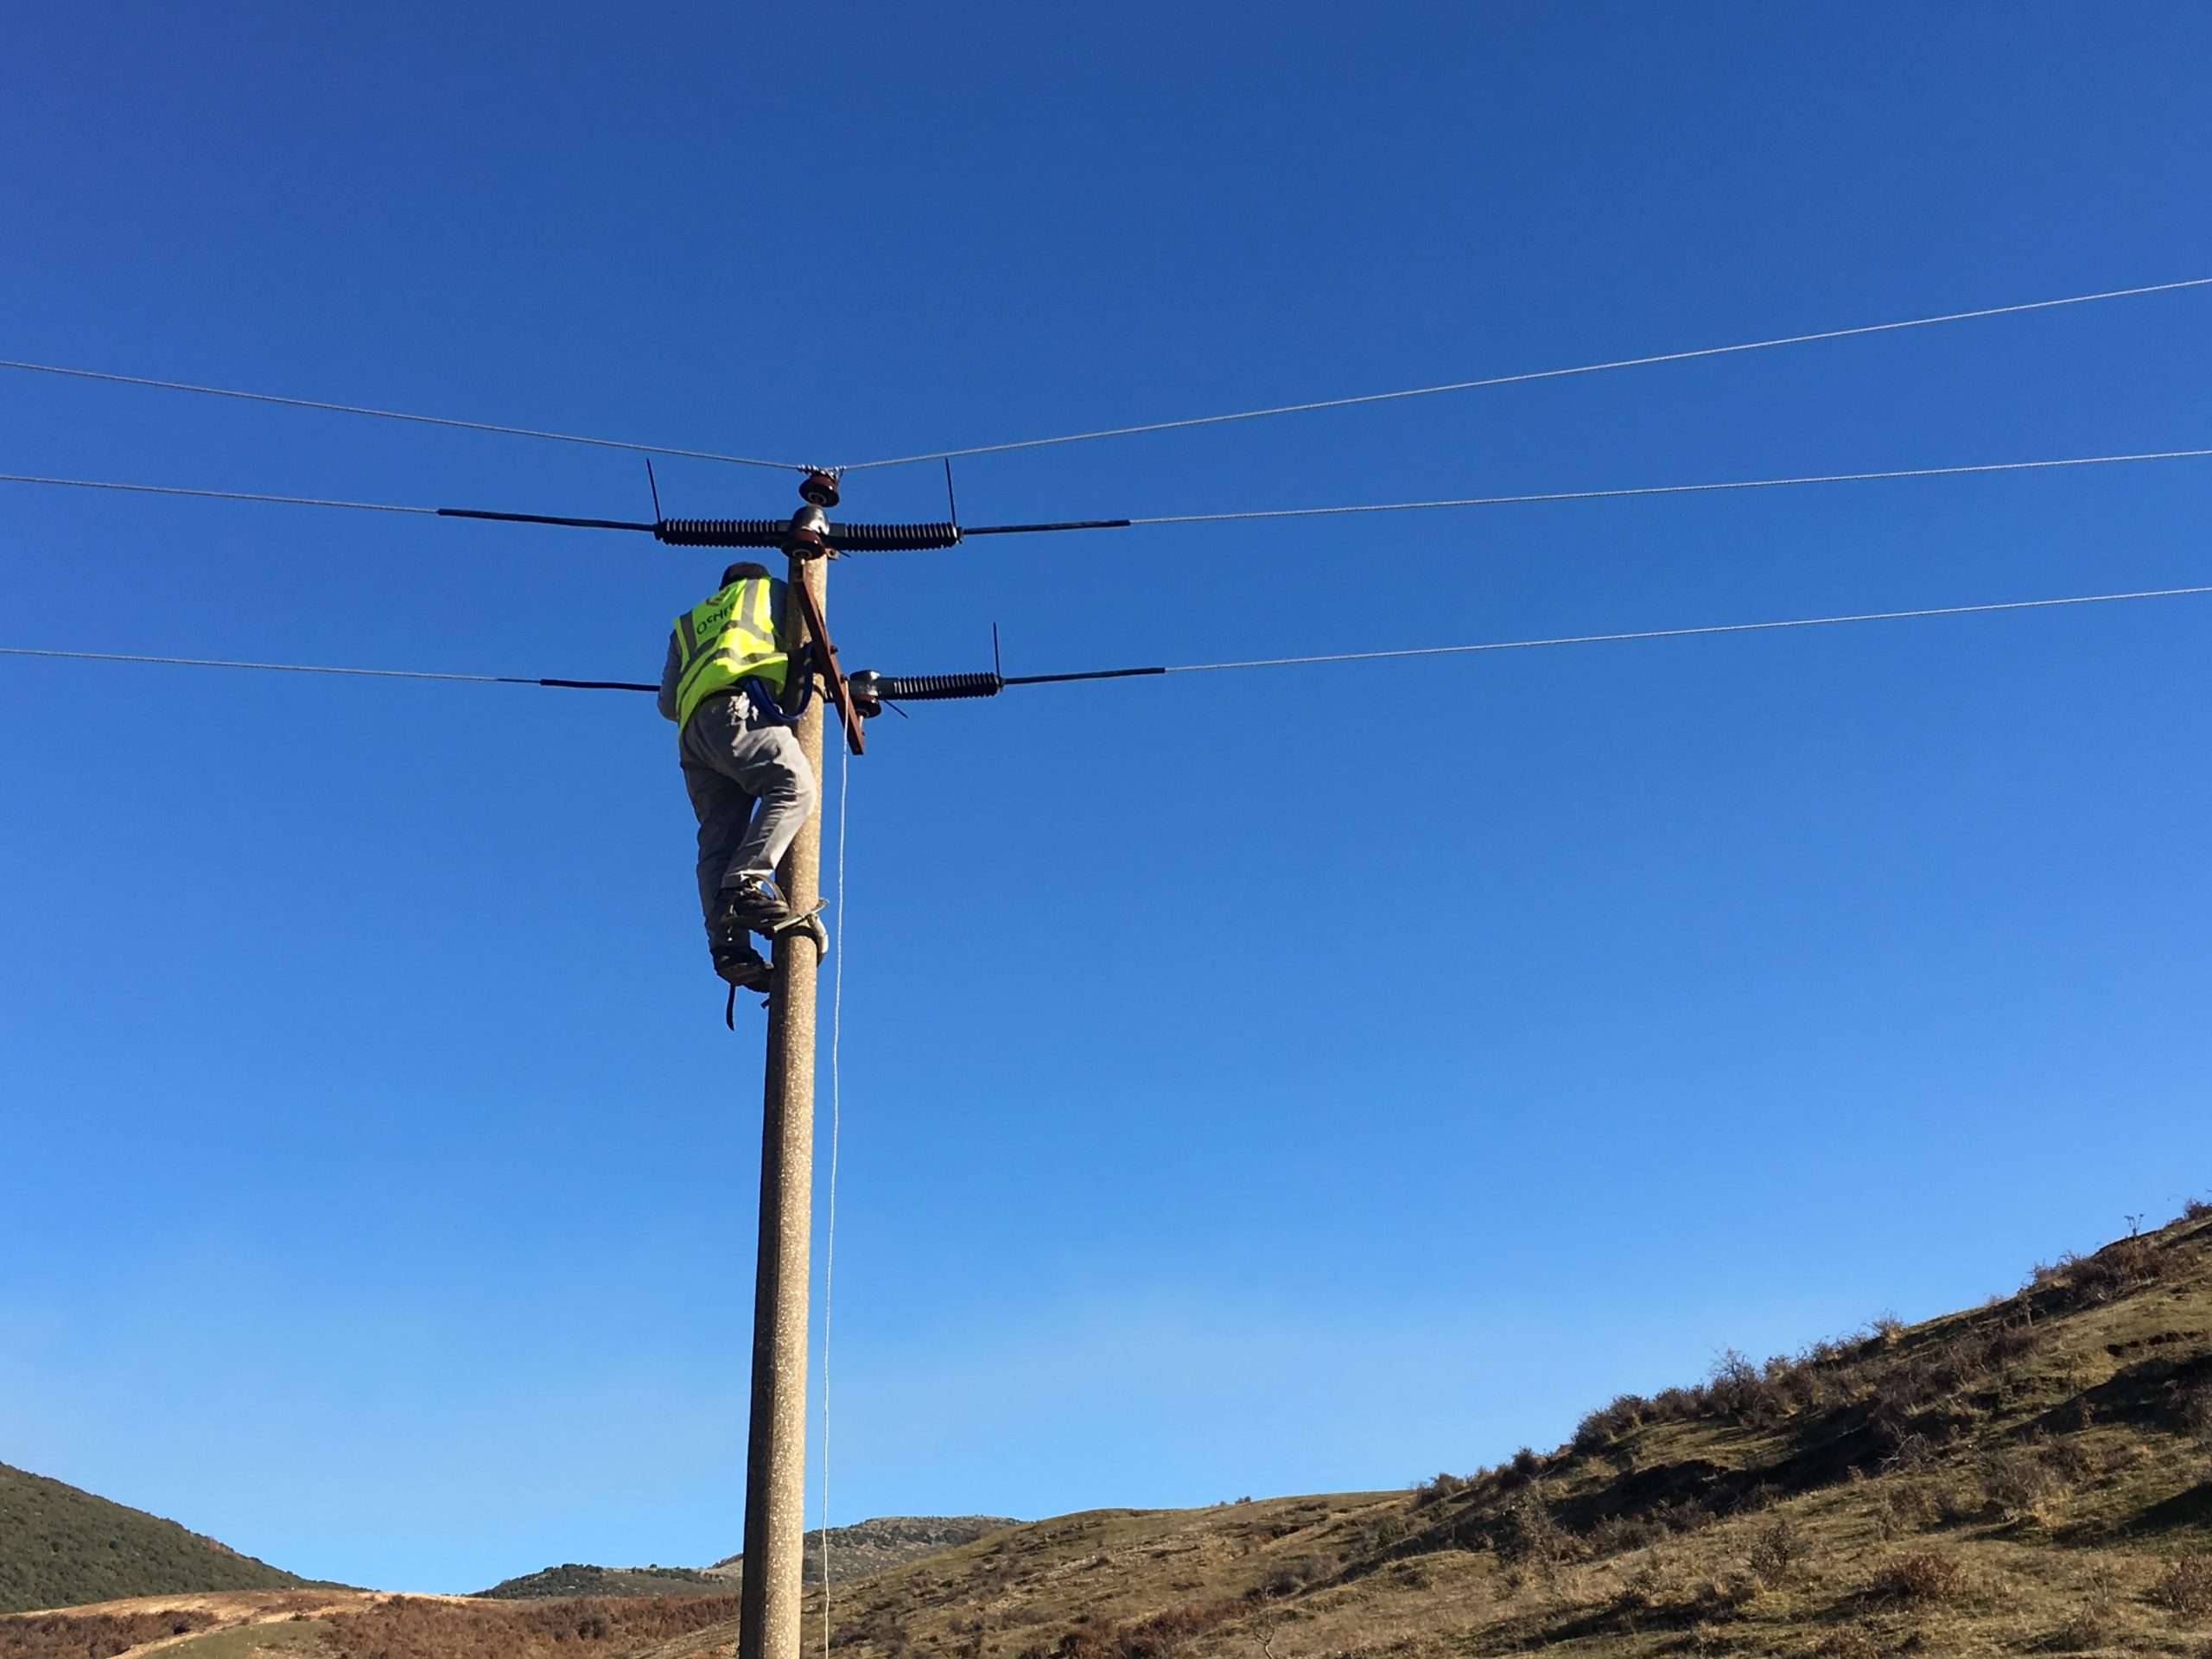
[
  {"left": 10, "top": 1211, "right": 2212, "bottom": 1659},
  {"left": 0, "top": 1606, "right": 217, "bottom": 1659}
]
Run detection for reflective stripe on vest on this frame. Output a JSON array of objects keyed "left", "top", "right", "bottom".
[{"left": 673, "top": 577, "right": 789, "bottom": 727}]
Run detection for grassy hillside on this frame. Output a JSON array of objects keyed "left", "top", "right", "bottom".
[
  {"left": 810, "top": 1207, "right": 2212, "bottom": 1658},
  {"left": 8, "top": 1207, "right": 2211, "bottom": 1656},
  {"left": 0, "top": 1462, "right": 308, "bottom": 1615}
]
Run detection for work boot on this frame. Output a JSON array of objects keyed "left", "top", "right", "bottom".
[
  {"left": 712, "top": 936, "right": 774, "bottom": 993},
  {"left": 714, "top": 875, "right": 792, "bottom": 938}
]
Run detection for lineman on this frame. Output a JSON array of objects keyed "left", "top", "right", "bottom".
[{"left": 658, "top": 561, "right": 817, "bottom": 994}]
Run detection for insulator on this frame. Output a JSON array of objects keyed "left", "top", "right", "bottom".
[
  {"left": 654, "top": 518, "right": 788, "bottom": 548},
  {"left": 821, "top": 521, "right": 963, "bottom": 553},
  {"left": 871, "top": 671, "right": 1004, "bottom": 702},
  {"left": 652, "top": 518, "right": 963, "bottom": 552}
]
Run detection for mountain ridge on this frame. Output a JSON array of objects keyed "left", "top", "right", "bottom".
[{"left": 0, "top": 1460, "right": 309, "bottom": 1615}]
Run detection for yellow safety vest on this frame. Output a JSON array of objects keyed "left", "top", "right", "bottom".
[{"left": 673, "top": 577, "right": 789, "bottom": 727}]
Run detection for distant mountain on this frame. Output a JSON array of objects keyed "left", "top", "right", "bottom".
[
  {"left": 705, "top": 1515, "right": 1021, "bottom": 1586},
  {"left": 481, "top": 1515, "right": 1020, "bottom": 1600},
  {"left": 0, "top": 1460, "right": 308, "bottom": 1614},
  {"left": 479, "top": 1562, "right": 728, "bottom": 1599}
]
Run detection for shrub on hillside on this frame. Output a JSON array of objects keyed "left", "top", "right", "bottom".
[
  {"left": 1974, "top": 1445, "right": 2065, "bottom": 1520},
  {"left": 1573, "top": 1394, "right": 1650, "bottom": 1450},
  {"left": 1869, "top": 1551, "right": 1970, "bottom": 1603},
  {"left": 1746, "top": 1514, "right": 1807, "bottom": 1586},
  {"left": 1412, "top": 1471, "right": 1467, "bottom": 1506},
  {"left": 2183, "top": 1197, "right": 2212, "bottom": 1222},
  {"left": 2150, "top": 1554, "right": 2212, "bottom": 1618}
]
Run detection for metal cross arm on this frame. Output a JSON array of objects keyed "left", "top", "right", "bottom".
[{"left": 435, "top": 505, "right": 1131, "bottom": 550}]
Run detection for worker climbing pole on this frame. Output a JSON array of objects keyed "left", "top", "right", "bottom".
[
  {"left": 655, "top": 466, "right": 868, "bottom": 1659},
  {"left": 740, "top": 468, "right": 842, "bottom": 1659}
]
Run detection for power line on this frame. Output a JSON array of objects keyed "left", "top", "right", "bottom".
[
  {"left": 0, "top": 471, "right": 436, "bottom": 515},
  {"left": 10, "top": 583, "right": 2207, "bottom": 698},
  {"left": 1124, "top": 446, "right": 2212, "bottom": 528},
  {"left": 0, "top": 644, "right": 654, "bottom": 692},
  {"left": 0, "top": 358, "right": 805, "bottom": 472},
  {"left": 836, "top": 276, "right": 2212, "bottom": 471},
  {"left": 1160, "top": 583, "right": 2212, "bottom": 674},
  {"left": 10, "top": 442, "right": 2211, "bottom": 539}
]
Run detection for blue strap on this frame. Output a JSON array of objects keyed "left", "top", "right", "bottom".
[{"left": 740, "top": 646, "right": 817, "bottom": 725}]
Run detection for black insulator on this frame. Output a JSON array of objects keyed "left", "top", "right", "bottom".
[
  {"left": 653, "top": 518, "right": 789, "bottom": 548},
  {"left": 873, "top": 671, "right": 1004, "bottom": 702},
  {"left": 651, "top": 518, "right": 963, "bottom": 552},
  {"left": 821, "top": 520, "right": 963, "bottom": 553}
]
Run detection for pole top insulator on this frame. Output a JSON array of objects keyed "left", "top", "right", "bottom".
[{"left": 799, "top": 469, "right": 842, "bottom": 509}]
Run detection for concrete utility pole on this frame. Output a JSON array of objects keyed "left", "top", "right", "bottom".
[{"left": 738, "top": 515, "right": 830, "bottom": 1659}]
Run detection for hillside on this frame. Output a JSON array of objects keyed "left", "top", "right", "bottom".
[
  {"left": 479, "top": 1516, "right": 1019, "bottom": 1599},
  {"left": 480, "top": 1563, "right": 730, "bottom": 1599},
  {"left": 7, "top": 1207, "right": 2211, "bottom": 1656},
  {"left": 702, "top": 1516, "right": 1022, "bottom": 1587},
  {"left": 0, "top": 1462, "right": 308, "bottom": 1615}
]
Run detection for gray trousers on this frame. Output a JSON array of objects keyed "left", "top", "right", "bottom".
[{"left": 680, "top": 691, "right": 818, "bottom": 918}]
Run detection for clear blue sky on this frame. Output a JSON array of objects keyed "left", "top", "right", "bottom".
[{"left": 3, "top": 0, "right": 2209, "bottom": 1597}]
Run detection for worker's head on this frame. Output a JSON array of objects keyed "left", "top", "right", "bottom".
[{"left": 721, "top": 560, "right": 772, "bottom": 587}]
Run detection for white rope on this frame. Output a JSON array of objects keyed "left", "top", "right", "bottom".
[
  {"left": 0, "top": 471, "right": 436, "bottom": 514},
  {"left": 0, "top": 359, "right": 804, "bottom": 472},
  {"left": 819, "top": 738, "right": 849, "bottom": 1658},
  {"left": 836, "top": 276, "right": 2212, "bottom": 470},
  {"left": 1127, "top": 446, "right": 2212, "bottom": 528},
  {"left": 1163, "top": 583, "right": 2212, "bottom": 676}
]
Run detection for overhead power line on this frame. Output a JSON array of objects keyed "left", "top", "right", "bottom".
[
  {"left": 1123, "top": 445, "right": 2212, "bottom": 528},
  {"left": 0, "top": 472, "right": 437, "bottom": 515},
  {"left": 0, "top": 644, "right": 652, "bottom": 693},
  {"left": 1162, "top": 583, "right": 2212, "bottom": 674},
  {"left": 9, "top": 582, "right": 2208, "bottom": 697},
  {"left": 836, "top": 276, "right": 2212, "bottom": 472},
  {"left": 0, "top": 358, "right": 804, "bottom": 472},
  {"left": 9, "top": 442, "right": 2211, "bottom": 538}
]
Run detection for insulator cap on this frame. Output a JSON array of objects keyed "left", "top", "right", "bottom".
[{"left": 800, "top": 469, "right": 842, "bottom": 508}]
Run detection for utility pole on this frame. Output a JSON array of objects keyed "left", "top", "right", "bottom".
[{"left": 738, "top": 479, "right": 837, "bottom": 1659}]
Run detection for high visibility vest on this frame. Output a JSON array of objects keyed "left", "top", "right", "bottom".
[{"left": 672, "top": 577, "right": 789, "bottom": 727}]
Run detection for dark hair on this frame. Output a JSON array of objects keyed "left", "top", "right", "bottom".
[{"left": 721, "top": 560, "right": 772, "bottom": 586}]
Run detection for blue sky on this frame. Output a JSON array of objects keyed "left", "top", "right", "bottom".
[{"left": 3, "top": 0, "right": 2209, "bottom": 1597}]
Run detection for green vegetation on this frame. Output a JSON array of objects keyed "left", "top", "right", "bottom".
[{"left": 0, "top": 1462, "right": 306, "bottom": 1615}]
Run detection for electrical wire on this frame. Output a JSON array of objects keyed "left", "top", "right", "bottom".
[
  {"left": 0, "top": 358, "right": 804, "bottom": 472},
  {"left": 11, "top": 442, "right": 2212, "bottom": 540},
  {"left": 10, "top": 583, "right": 2209, "bottom": 698},
  {"left": 1121, "top": 446, "right": 2212, "bottom": 529},
  {"left": 0, "top": 472, "right": 436, "bottom": 515},
  {"left": 836, "top": 276, "right": 2212, "bottom": 471},
  {"left": 1160, "top": 584, "right": 2212, "bottom": 675},
  {"left": 0, "top": 644, "right": 654, "bottom": 690}
]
